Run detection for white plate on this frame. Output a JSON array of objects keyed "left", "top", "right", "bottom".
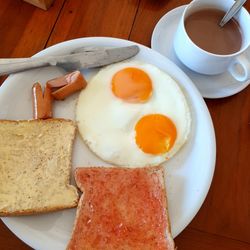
[
  {"left": 0, "top": 37, "right": 216, "bottom": 250},
  {"left": 151, "top": 5, "right": 250, "bottom": 99}
]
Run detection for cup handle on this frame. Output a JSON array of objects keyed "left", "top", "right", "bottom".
[{"left": 228, "top": 54, "right": 250, "bottom": 82}]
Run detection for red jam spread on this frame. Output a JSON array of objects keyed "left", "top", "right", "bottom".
[{"left": 69, "top": 167, "right": 171, "bottom": 250}]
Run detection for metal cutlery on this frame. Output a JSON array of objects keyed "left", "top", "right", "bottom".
[{"left": 0, "top": 45, "right": 139, "bottom": 75}]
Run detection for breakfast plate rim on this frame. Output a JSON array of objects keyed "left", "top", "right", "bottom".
[{"left": 0, "top": 37, "right": 216, "bottom": 249}]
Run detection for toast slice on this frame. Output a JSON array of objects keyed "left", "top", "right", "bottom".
[
  {"left": 0, "top": 119, "right": 79, "bottom": 216},
  {"left": 67, "top": 167, "right": 175, "bottom": 250}
]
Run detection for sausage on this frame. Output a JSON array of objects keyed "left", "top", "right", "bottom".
[
  {"left": 32, "top": 83, "right": 53, "bottom": 119},
  {"left": 46, "top": 71, "right": 87, "bottom": 100},
  {"left": 43, "top": 84, "right": 53, "bottom": 118}
]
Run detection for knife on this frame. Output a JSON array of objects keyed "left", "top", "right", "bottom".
[{"left": 0, "top": 45, "right": 139, "bottom": 76}]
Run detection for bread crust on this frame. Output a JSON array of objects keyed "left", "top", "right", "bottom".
[
  {"left": 0, "top": 118, "right": 75, "bottom": 124},
  {"left": 0, "top": 202, "right": 78, "bottom": 217}
]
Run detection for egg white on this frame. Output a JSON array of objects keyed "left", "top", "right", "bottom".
[{"left": 76, "top": 61, "right": 191, "bottom": 167}]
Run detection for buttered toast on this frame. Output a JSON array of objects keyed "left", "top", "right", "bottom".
[{"left": 0, "top": 119, "right": 79, "bottom": 216}]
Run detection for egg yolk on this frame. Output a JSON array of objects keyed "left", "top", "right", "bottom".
[
  {"left": 111, "top": 67, "right": 152, "bottom": 103},
  {"left": 135, "top": 114, "right": 177, "bottom": 155}
]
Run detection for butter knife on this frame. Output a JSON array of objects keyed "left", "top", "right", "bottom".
[{"left": 0, "top": 45, "right": 139, "bottom": 75}]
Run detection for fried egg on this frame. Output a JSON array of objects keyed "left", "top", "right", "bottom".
[{"left": 76, "top": 61, "right": 191, "bottom": 167}]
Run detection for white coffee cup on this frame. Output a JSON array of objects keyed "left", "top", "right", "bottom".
[{"left": 174, "top": 0, "right": 250, "bottom": 82}]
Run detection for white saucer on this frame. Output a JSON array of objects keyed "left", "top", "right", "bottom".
[{"left": 151, "top": 5, "right": 250, "bottom": 99}]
